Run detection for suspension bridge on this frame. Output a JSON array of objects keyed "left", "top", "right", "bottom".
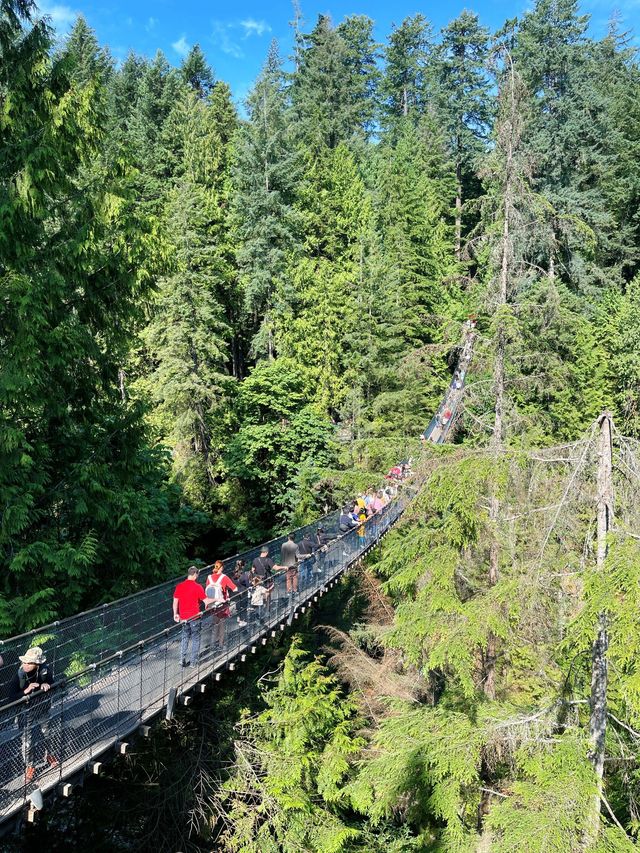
[{"left": 0, "top": 325, "right": 476, "bottom": 828}]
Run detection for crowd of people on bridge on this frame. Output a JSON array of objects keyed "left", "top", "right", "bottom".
[
  {"left": 172, "top": 479, "right": 405, "bottom": 669},
  {"left": 1, "top": 451, "right": 416, "bottom": 792},
  {"left": 0, "top": 323, "right": 475, "bottom": 799},
  {"left": 0, "top": 329, "right": 482, "bottom": 804}
]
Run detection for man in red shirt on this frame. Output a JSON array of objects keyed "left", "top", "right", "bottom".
[{"left": 173, "top": 566, "right": 210, "bottom": 667}]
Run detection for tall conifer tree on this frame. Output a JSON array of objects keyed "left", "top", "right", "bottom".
[
  {"left": 436, "top": 11, "right": 491, "bottom": 261},
  {"left": 380, "top": 14, "right": 433, "bottom": 137},
  {"left": 0, "top": 0, "right": 184, "bottom": 632},
  {"left": 233, "top": 41, "right": 300, "bottom": 358}
]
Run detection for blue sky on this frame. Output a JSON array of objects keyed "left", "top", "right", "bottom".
[{"left": 36, "top": 0, "right": 638, "bottom": 106}]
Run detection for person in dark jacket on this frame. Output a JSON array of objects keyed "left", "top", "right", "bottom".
[
  {"left": 280, "top": 533, "right": 299, "bottom": 595},
  {"left": 296, "top": 533, "right": 315, "bottom": 587},
  {"left": 339, "top": 508, "right": 358, "bottom": 533},
  {"left": 252, "top": 547, "right": 276, "bottom": 581},
  {"left": 9, "top": 647, "right": 57, "bottom": 783},
  {"left": 296, "top": 534, "right": 314, "bottom": 558},
  {"left": 233, "top": 560, "right": 251, "bottom": 627},
  {"left": 316, "top": 527, "right": 333, "bottom": 548}
]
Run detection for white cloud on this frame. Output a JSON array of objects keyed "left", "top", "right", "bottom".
[
  {"left": 172, "top": 35, "right": 191, "bottom": 58},
  {"left": 146, "top": 16, "right": 157, "bottom": 32},
  {"left": 240, "top": 18, "right": 271, "bottom": 38},
  {"left": 37, "top": 0, "right": 78, "bottom": 30},
  {"left": 212, "top": 21, "right": 244, "bottom": 59}
]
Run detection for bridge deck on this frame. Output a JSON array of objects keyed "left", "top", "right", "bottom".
[{"left": 0, "top": 500, "right": 406, "bottom": 823}]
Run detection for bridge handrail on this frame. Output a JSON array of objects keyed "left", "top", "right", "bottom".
[
  {"left": 0, "top": 490, "right": 411, "bottom": 824},
  {"left": 0, "top": 505, "right": 342, "bottom": 648},
  {"left": 0, "top": 496, "right": 411, "bottom": 708},
  {"left": 0, "top": 506, "right": 343, "bottom": 699}
]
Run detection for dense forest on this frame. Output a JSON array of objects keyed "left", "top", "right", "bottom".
[{"left": 4, "top": 0, "right": 640, "bottom": 847}]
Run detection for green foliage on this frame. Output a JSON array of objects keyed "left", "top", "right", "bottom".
[
  {"left": 276, "top": 143, "right": 374, "bottom": 415},
  {"left": 0, "top": 0, "right": 187, "bottom": 632},
  {"left": 570, "top": 538, "right": 640, "bottom": 728},
  {"left": 232, "top": 41, "right": 301, "bottom": 358},
  {"left": 291, "top": 14, "right": 378, "bottom": 151},
  {"left": 350, "top": 703, "right": 481, "bottom": 849},
  {"left": 224, "top": 358, "right": 337, "bottom": 537},
  {"left": 597, "top": 278, "right": 640, "bottom": 436},
  {"left": 380, "top": 15, "right": 434, "bottom": 134},
  {"left": 487, "top": 737, "right": 597, "bottom": 852},
  {"left": 6, "top": 4, "right": 640, "bottom": 850},
  {"left": 376, "top": 457, "right": 516, "bottom": 696},
  {"left": 221, "top": 638, "right": 365, "bottom": 852},
  {"left": 179, "top": 44, "right": 214, "bottom": 97}
]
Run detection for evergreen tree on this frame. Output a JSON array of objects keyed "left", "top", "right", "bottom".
[
  {"left": 435, "top": 11, "right": 491, "bottom": 260},
  {"left": 291, "top": 14, "right": 374, "bottom": 151},
  {"left": 60, "top": 15, "right": 113, "bottom": 87},
  {"left": 134, "top": 82, "right": 240, "bottom": 514},
  {"left": 140, "top": 175, "right": 232, "bottom": 511},
  {"left": 128, "top": 50, "right": 182, "bottom": 211},
  {"left": 179, "top": 43, "right": 214, "bottom": 97},
  {"left": 277, "top": 144, "right": 373, "bottom": 415},
  {"left": 225, "top": 359, "right": 337, "bottom": 538},
  {"left": 588, "top": 23, "right": 640, "bottom": 281},
  {"left": 335, "top": 15, "right": 380, "bottom": 141},
  {"left": 220, "top": 639, "right": 364, "bottom": 852},
  {"left": 0, "top": 0, "right": 186, "bottom": 632},
  {"left": 598, "top": 278, "right": 640, "bottom": 436},
  {"left": 515, "top": 0, "right": 618, "bottom": 292},
  {"left": 107, "top": 50, "right": 147, "bottom": 160},
  {"left": 201, "top": 81, "right": 242, "bottom": 377},
  {"left": 364, "top": 119, "right": 459, "bottom": 437},
  {"left": 374, "top": 119, "right": 458, "bottom": 353},
  {"left": 232, "top": 41, "right": 300, "bottom": 358},
  {"left": 379, "top": 15, "right": 434, "bottom": 136}
]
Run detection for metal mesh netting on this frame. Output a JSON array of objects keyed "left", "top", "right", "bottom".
[
  {"left": 423, "top": 328, "right": 475, "bottom": 443},
  {"left": 0, "top": 509, "right": 342, "bottom": 702},
  {"left": 0, "top": 494, "right": 409, "bottom": 822}
]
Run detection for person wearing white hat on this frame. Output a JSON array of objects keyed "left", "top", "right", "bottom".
[{"left": 9, "top": 647, "right": 57, "bottom": 783}]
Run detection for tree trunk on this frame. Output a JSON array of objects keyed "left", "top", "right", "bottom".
[
  {"left": 455, "top": 159, "right": 463, "bottom": 263},
  {"left": 583, "top": 412, "right": 613, "bottom": 849},
  {"left": 484, "top": 77, "right": 512, "bottom": 701},
  {"left": 118, "top": 368, "right": 127, "bottom": 402}
]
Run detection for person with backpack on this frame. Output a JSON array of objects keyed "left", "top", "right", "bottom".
[
  {"left": 205, "top": 560, "right": 238, "bottom": 651},
  {"left": 232, "top": 560, "right": 250, "bottom": 628},
  {"left": 8, "top": 647, "right": 57, "bottom": 783},
  {"left": 252, "top": 546, "right": 276, "bottom": 582}
]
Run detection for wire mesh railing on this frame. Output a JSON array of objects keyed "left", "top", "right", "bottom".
[
  {"left": 0, "top": 491, "right": 409, "bottom": 822},
  {"left": 0, "top": 508, "right": 343, "bottom": 705}
]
